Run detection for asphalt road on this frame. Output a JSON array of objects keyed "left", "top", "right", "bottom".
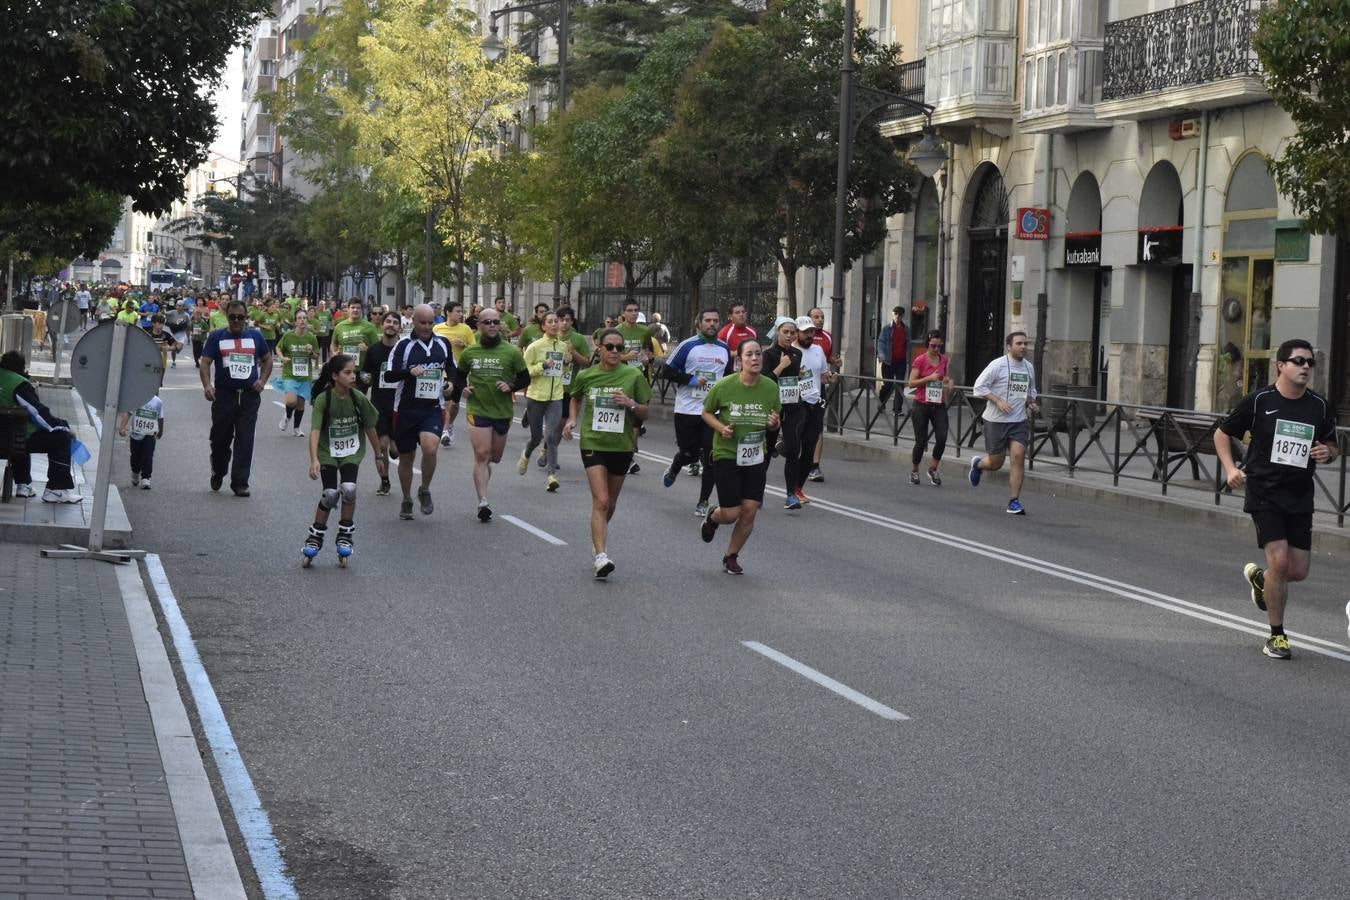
[{"left": 120, "top": 362, "right": 1350, "bottom": 899}]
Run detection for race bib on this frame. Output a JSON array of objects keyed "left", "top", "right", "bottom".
[
  {"left": 227, "top": 352, "right": 253, "bottom": 380},
  {"left": 799, "top": 368, "right": 817, "bottom": 399},
  {"left": 342, "top": 343, "right": 360, "bottom": 358},
  {"left": 1272, "top": 419, "right": 1314, "bottom": 468},
  {"left": 591, "top": 396, "right": 625, "bottom": 433},
  {"left": 291, "top": 356, "right": 310, "bottom": 378},
  {"left": 924, "top": 381, "right": 944, "bottom": 404},
  {"left": 329, "top": 423, "right": 359, "bottom": 458},
  {"left": 130, "top": 408, "right": 157, "bottom": 437},
  {"left": 542, "top": 351, "right": 564, "bottom": 378},
  {"left": 414, "top": 368, "right": 443, "bottom": 400},
  {"left": 692, "top": 368, "right": 720, "bottom": 400},
  {"left": 380, "top": 360, "right": 396, "bottom": 389},
  {"left": 562, "top": 368, "right": 573, "bottom": 387},
  {"left": 738, "top": 429, "right": 765, "bottom": 467},
  {"left": 1009, "top": 371, "right": 1029, "bottom": 396},
  {"left": 778, "top": 376, "right": 800, "bottom": 404}
]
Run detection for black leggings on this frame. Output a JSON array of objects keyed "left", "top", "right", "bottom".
[
  {"left": 776, "top": 404, "right": 804, "bottom": 492},
  {"left": 910, "top": 403, "right": 949, "bottom": 466},
  {"left": 669, "top": 413, "right": 716, "bottom": 503},
  {"left": 792, "top": 403, "right": 824, "bottom": 491}
]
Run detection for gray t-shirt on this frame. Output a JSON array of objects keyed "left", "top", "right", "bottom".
[{"left": 973, "top": 355, "right": 1037, "bottom": 423}]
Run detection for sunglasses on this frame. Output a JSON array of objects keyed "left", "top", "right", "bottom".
[
  {"left": 480, "top": 318, "right": 501, "bottom": 324},
  {"left": 601, "top": 343, "right": 625, "bottom": 351},
  {"left": 1280, "top": 356, "right": 1315, "bottom": 368},
  {"left": 227, "top": 314, "right": 247, "bottom": 321},
  {"left": 928, "top": 342, "right": 944, "bottom": 349}
]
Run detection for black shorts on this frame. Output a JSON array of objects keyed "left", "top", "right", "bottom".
[
  {"left": 714, "top": 457, "right": 768, "bottom": 508},
  {"left": 1251, "top": 509, "right": 1313, "bottom": 551},
  {"left": 376, "top": 408, "right": 395, "bottom": 438},
  {"left": 320, "top": 462, "right": 360, "bottom": 488},
  {"left": 467, "top": 414, "right": 511, "bottom": 435},
  {"left": 673, "top": 412, "right": 710, "bottom": 455},
  {"left": 581, "top": 448, "right": 634, "bottom": 476},
  {"left": 393, "top": 406, "right": 443, "bottom": 453}
]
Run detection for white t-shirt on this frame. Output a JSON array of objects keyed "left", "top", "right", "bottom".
[
  {"left": 128, "top": 395, "right": 165, "bottom": 441},
  {"left": 797, "top": 343, "right": 828, "bottom": 405},
  {"left": 74, "top": 290, "right": 92, "bottom": 310},
  {"left": 973, "top": 355, "right": 1037, "bottom": 423}
]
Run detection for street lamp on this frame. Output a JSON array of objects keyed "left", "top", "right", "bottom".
[
  {"left": 829, "top": 0, "right": 947, "bottom": 375},
  {"left": 481, "top": 0, "right": 569, "bottom": 304}
]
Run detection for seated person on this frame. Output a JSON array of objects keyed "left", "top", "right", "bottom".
[{"left": 0, "top": 351, "right": 80, "bottom": 503}]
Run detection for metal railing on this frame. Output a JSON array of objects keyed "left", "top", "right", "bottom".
[
  {"left": 1102, "top": 0, "right": 1264, "bottom": 100},
  {"left": 650, "top": 371, "right": 1350, "bottom": 526}
]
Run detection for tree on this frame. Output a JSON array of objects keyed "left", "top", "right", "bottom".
[
  {"left": 344, "top": 0, "right": 531, "bottom": 303},
  {"left": 0, "top": 190, "right": 124, "bottom": 289},
  {"left": 194, "top": 183, "right": 324, "bottom": 287},
  {"left": 1, "top": 0, "right": 270, "bottom": 215},
  {"left": 661, "top": 0, "right": 920, "bottom": 315},
  {"left": 1254, "top": 0, "right": 1350, "bottom": 235}
]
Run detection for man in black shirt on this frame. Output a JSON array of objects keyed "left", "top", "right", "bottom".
[
  {"left": 361, "top": 311, "right": 403, "bottom": 495},
  {"left": 1216, "top": 338, "right": 1338, "bottom": 660}
]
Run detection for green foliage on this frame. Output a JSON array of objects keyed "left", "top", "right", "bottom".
[
  {"left": 194, "top": 184, "right": 325, "bottom": 283},
  {"left": 0, "top": 190, "right": 124, "bottom": 276},
  {"left": 1254, "top": 0, "right": 1350, "bottom": 235},
  {"left": 1, "top": 0, "right": 271, "bottom": 214}
]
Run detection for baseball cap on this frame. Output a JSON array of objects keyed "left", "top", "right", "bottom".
[{"left": 795, "top": 316, "right": 815, "bottom": 331}]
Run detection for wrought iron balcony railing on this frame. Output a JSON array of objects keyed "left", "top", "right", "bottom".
[
  {"left": 1102, "top": 0, "right": 1264, "bottom": 101},
  {"left": 896, "top": 58, "right": 926, "bottom": 106}
]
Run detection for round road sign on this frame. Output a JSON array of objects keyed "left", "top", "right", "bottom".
[{"left": 71, "top": 323, "right": 165, "bottom": 414}]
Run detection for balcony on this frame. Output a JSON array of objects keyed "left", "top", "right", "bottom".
[
  {"left": 877, "top": 59, "right": 928, "bottom": 137},
  {"left": 1019, "top": 44, "right": 1109, "bottom": 133},
  {"left": 1097, "top": 0, "right": 1268, "bottom": 120}
]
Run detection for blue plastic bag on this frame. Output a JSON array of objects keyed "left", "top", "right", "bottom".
[{"left": 70, "top": 438, "right": 91, "bottom": 466}]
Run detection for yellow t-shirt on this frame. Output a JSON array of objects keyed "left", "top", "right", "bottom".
[{"left": 433, "top": 322, "right": 476, "bottom": 364}]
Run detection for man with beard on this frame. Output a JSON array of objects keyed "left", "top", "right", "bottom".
[
  {"left": 385, "top": 305, "right": 453, "bottom": 519},
  {"left": 199, "top": 299, "right": 273, "bottom": 496},
  {"left": 361, "top": 311, "right": 404, "bottom": 495}
]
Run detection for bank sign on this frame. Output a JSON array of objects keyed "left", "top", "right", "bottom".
[
  {"left": 1137, "top": 226, "right": 1184, "bottom": 265},
  {"left": 1064, "top": 231, "right": 1101, "bottom": 267},
  {"left": 1015, "top": 207, "right": 1051, "bottom": 241}
]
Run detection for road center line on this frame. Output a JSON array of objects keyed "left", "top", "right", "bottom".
[
  {"left": 636, "top": 449, "right": 1350, "bottom": 662},
  {"left": 502, "top": 514, "right": 567, "bottom": 545},
  {"left": 742, "top": 641, "right": 909, "bottom": 721},
  {"left": 143, "top": 554, "right": 299, "bottom": 900}
]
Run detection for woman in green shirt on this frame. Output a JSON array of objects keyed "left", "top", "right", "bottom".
[
  {"left": 303, "top": 354, "right": 387, "bottom": 567},
  {"left": 562, "top": 328, "right": 652, "bottom": 580},
  {"left": 699, "top": 339, "right": 781, "bottom": 575},
  {"left": 272, "top": 311, "right": 320, "bottom": 437}
]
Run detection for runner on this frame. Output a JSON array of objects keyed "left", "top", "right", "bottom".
[
  {"left": 189, "top": 303, "right": 212, "bottom": 366},
  {"left": 792, "top": 316, "right": 831, "bottom": 504},
  {"left": 659, "top": 307, "right": 728, "bottom": 516},
  {"left": 520, "top": 312, "right": 568, "bottom": 492},
  {"left": 433, "top": 300, "right": 475, "bottom": 446},
  {"left": 385, "top": 305, "right": 453, "bottom": 519},
  {"left": 199, "top": 299, "right": 273, "bottom": 497},
  {"left": 518, "top": 301, "right": 553, "bottom": 348},
  {"left": 716, "top": 302, "right": 757, "bottom": 368},
  {"left": 331, "top": 299, "right": 381, "bottom": 391},
  {"left": 907, "top": 330, "right": 953, "bottom": 485},
  {"left": 272, "top": 310, "right": 319, "bottom": 437},
  {"left": 762, "top": 316, "right": 804, "bottom": 509},
  {"left": 562, "top": 328, "right": 652, "bottom": 578},
  {"left": 116, "top": 390, "right": 164, "bottom": 489},
  {"left": 452, "top": 307, "right": 530, "bottom": 522},
  {"left": 969, "top": 331, "right": 1038, "bottom": 514},
  {"left": 361, "top": 311, "right": 404, "bottom": 495},
  {"left": 311, "top": 300, "right": 334, "bottom": 361},
  {"left": 1215, "top": 339, "right": 1337, "bottom": 660},
  {"left": 699, "top": 340, "right": 781, "bottom": 574},
  {"left": 255, "top": 298, "right": 280, "bottom": 353},
  {"left": 494, "top": 296, "right": 522, "bottom": 344},
  {"left": 146, "top": 315, "right": 183, "bottom": 373},
  {"left": 74, "top": 282, "right": 91, "bottom": 328},
  {"left": 806, "top": 306, "right": 838, "bottom": 482},
  {"left": 615, "top": 299, "right": 659, "bottom": 473},
  {"left": 303, "top": 354, "right": 387, "bottom": 567}
]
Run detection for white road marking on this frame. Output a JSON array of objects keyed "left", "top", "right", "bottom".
[
  {"left": 635, "top": 449, "right": 1350, "bottom": 662},
  {"left": 742, "top": 641, "right": 909, "bottom": 721},
  {"left": 502, "top": 514, "right": 567, "bottom": 545},
  {"left": 143, "top": 555, "right": 299, "bottom": 900}
]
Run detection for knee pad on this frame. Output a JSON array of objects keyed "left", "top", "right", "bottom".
[
  {"left": 339, "top": 482, "right": 358, "bottom": 504},
  {"left": 319, "top": 488, "right": 340, "bottom": 510}
]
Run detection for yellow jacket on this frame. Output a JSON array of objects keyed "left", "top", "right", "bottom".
[{"left": 523, "top": 336, "right": 569, "bottom": 402}]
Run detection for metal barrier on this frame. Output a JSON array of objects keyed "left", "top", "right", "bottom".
[{"left": 651, "top": 369, "right": 1350, "bottom": 527}]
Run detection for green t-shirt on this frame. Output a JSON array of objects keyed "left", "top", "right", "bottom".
[
  {"left": 190, "top": 316, "right": 211, "bottom": 340},
  {"left": 284, "top": 296, "right": 302, "bottom": 313},
  {"left": 560, "top": 330, "right": 591, "bottom": 385},
  {"left": 312, "top": 310, "right": 333, "bottom": 336},
  {"left": 702, "top": 374, "right": 782, "bottom": 464},
  {"left": 312, "top": 387, "right": 379, "bottom": 467},
  {"left": 331, "top": 319, "right": 381, "bottom": 366},
  {"left": 276, "top": 332, "right": 320, "bottom": 381},
  {"left": 457, "top": 342, "right": 528, "bottom": 421},
  {"left": 501, "top": 311, "right": 521, "bottom": 335},
  {"left": 209, "top": 310, "right": 228, "bottom": 330},
  {"left": 568, "top": 364, "right": 652, "bottom": 453},
  {"left": 254, "top": 311, "right": 278, "bottom": 340},
  {"left": 519, "top": 323, "right": 544, "bottom": 347},
  {"left": 616, "top": 322, "right": 656, "bottom": 373}
]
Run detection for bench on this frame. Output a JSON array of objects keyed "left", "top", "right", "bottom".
[
  {"left": 1135, "top": 409, "right": 1234, "bottom": 482},
  {"left": 0, "top": 407, "right": 29, "bottom": 501}
]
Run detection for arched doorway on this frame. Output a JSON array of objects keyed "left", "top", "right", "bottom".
[
  {"left": 1136, "top": 161, "right": 1188, "bottom": 407},
  {"left": 964, "top": 165, "right": 1009, "bottom": 376},
  {"left": 1064, "top": 172, "right": 1106, "bottom": 392},
  {"left": 1216, "top": 152, "right": 1277, "bottom": 409}
]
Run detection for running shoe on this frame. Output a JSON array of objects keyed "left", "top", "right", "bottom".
[
  {"left": 210, "top": 474, "right": 223, "bottom": 492},
  {"left": 546, "top": 475, "right": 559, "bottom": 492},
  {"left": 477, "top": 503, "right": 492, "bottom": 523},
  {"left": 400, "top": 498, "right": 414, "bottom": 520},
  {"left": 279, "top": 415, "right": 289, "bottom": 431},
  {"left": 662, "top": 466, "right": 678, "bottom": 489},
  {"left": 688, "top": 462, "right": 701, "bottom": 477},
  {"left": 140, "top": 479, "right": 151, "bottom": 490},
  {"left": 376, "top": 478, "right": 391, "bottom": 496},
  {"left": 41, "top": 489, "right": 81, "bottom": 504},
  {"left": 418, "top": 487, "right": 433, "bottom": 515},
  {"left": 722, "top": 554, "right": 743, "bottom": 575},
  {"left": 518, "top": 451, "right": 529, "bottom": 475},
  {"left": 13, "top": 483, "right": 35, "bottom": 498},
  {"left": 793, "top": 488, "right": 811, "bottom": 505},
  {"left": 928, "top": 466, "right": 942, "bottom": 486},
  {"left": 232, "top": 486, "right": 250, "bottom": 498},
  {"left": 594, "top": 552, "right": 615, "bottom": 579},
  {"left": 1263, "top": 634, "right": 1291, "bottom": 660},
  {"left": 784, "top": 493, "right": 802, "bottom": 510},
  {"left": 694, "top": 502, "right": 709, "bottom": 518},
  {"left": 292, "top": 427, "right": 304, "bottom": 438},
  {"left": 1007, "top": 498, "right": 1025, "bottom": 515},
  {"left": 1243, "top": 562, "right": 1267, "bottom": 611},
  {"left": 628, "top": 462, "right": 641, "bottom": 475},
  {"left": 807, "top": 467, "right": 824, "bottom": 483},
  {"left": 131, "top": 473, "right": 140, "bottom": 487},
  {"left": 969, "top": 456, "right": 983, "bottom": 487},
  {"left": 909, "top": 471, "right": 920, "bottom": 485},
  {"left": 440, "top": 432, "right": 452, "bottom": 448},
  {"left": 701, "top": 510, "right": 718, "bottom": 543}
]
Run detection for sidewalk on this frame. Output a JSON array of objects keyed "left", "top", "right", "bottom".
[{"left": 2, "top": 339, "right": 246, "bottom": 897}]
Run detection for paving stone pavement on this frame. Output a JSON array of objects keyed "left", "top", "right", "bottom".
[{"left": 0, "top": 550, "right": 194, "bottom": 898}]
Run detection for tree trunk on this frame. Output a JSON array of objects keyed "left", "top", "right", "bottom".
[
  {"left": 394, "top": 248, "right": 407, "bottom": 308},
  {"left": 454, "top": 233, "right": 465, "bottom": 306},
  {"left": 423, "top": 205, "right": 439, "bottom": 304}
]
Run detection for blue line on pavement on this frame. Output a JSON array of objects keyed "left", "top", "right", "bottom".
[{"left": 144, "top": 554, "right": 299, "bottom": 900}]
